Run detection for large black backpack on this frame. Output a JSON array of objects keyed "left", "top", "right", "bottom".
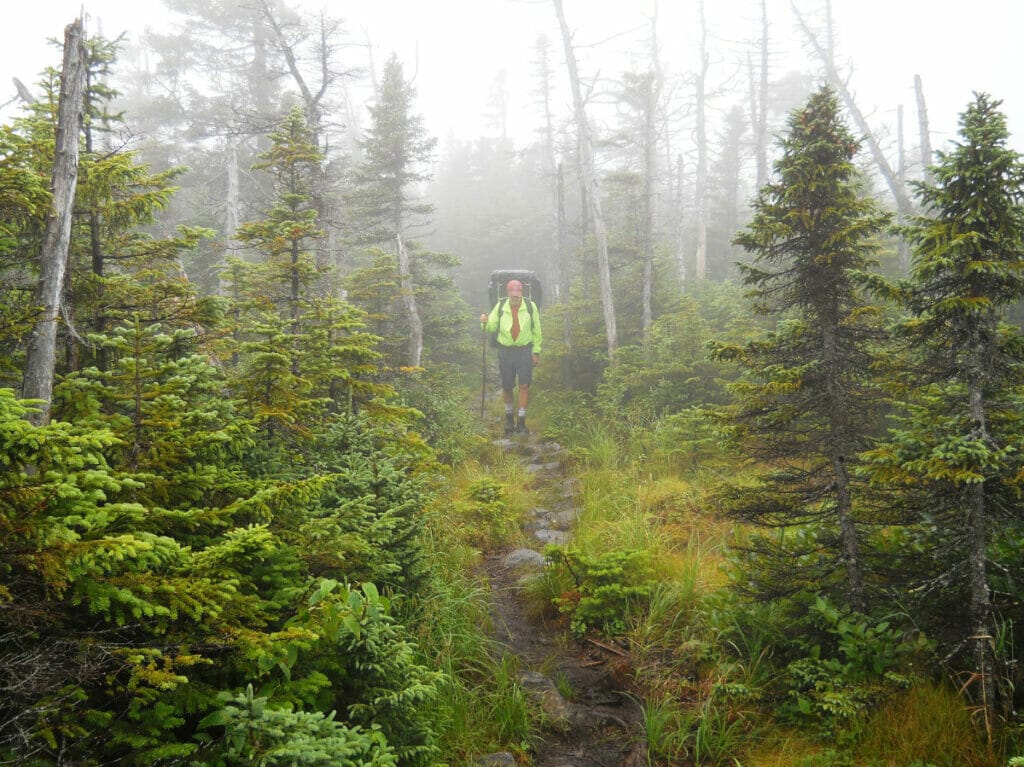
[
  {"left": 488, "top": 269, "right": 542, "bottom": 308},
  {"left": 487, "top": 269, "right": 542, "bottom": 348}
]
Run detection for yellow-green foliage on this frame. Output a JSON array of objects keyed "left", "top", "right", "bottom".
[{"left": 852, "top": 681, "right": 1003, "bottom": 767}]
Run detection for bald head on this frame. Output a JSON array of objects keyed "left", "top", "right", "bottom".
[{"left": 506, "top": 279, "right": 523, "bottom": 305}]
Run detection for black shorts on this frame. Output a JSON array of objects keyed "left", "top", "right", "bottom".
[{"left": 498, "top": 344, "right": 533, "bottom": 390}]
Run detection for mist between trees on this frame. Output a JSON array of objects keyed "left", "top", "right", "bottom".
[{"left": 3, "top": 0, "right": 1024, "bottom": 765}]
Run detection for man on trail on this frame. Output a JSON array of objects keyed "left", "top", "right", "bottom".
[{"left": 481, "top": 279, "right": 542, "bottom": 435}]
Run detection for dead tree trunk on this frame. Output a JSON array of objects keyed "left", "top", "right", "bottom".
[
  {"left": 534, "top": 35, "right": 573, "bottom": 374},
  {"left": 553, "top": 0, "right": 617, "bottom": 359},
  {"left": 896, "top": 105, "right": 910, "bottom": 272},
  {"left": 395, "top": 233, "right": 422, "bottom": 367},
  {"left": 674, "top": 155, "right": 687, "bottom": 285},
  {"left": 914, "top": 74, "right": 933, "bottom": 182},
  {"left": 558, "top": 162, "right": 573, "bottom": 388},
  {"left": 753, "top": 0, "right": 769, "bottom": 189},
  {"left": 260, "top": 1, "right": 335, "bottom": 281},
  {"left": 21, "top": 19, "right": 87, "bottom": 425},
  {"left": 694, "top": 0, "right": 709, "bottom": 281},
  {"left": 641, "top": 12, "right": 663, "bottom": 340},
  {"left": 792, "top": 0, "right": 913, "bottom": 216}
]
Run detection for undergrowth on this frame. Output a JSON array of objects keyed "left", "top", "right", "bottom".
[{"left": 529, "top": 393, "right": 1015, "bottom": 767}]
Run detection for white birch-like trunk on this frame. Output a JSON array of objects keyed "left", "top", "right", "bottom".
[
  {"left": 694, "top": 0, "right": 709, "bottom": 281},
  {"left": 914, "top": 74, "right": 933, "bottom": 183},
  {"left": 755, "top": 0, "right": 769, "bottom": 189},
  {"left": 553, "top": 0, "right": 617, "bottom": 358},
  {"left": 21, "top": 19, "right": 87, "bottom": 425},
  {"left": 641, "top": 11, "right": 662, "bottom": 340},
  {"left": 674, "top": 155, "right": 687, "bottom": 286},
  {"left": 396, "top": 233, "right": 422, "bottom": 367}
]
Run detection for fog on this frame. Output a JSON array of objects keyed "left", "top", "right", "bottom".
[{"left": 3, "top": 0, "right": 1023, "bottom": 154}]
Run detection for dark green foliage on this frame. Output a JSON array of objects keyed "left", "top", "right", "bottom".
[
  {"left": 53, "top": 317, "right": 251, "bottom": 508},
  {"left": 347, "top": 53, "right": 437, "bottom": 247},
  {"left": 197, "top": 684, "right": 398, "bottom": 767},
  {"left": 707, "top": 589, "right": 928, "bottom": 745},
  {"left": 311, "top": 416, "right": 434, "bottom": 595},
  {"left": 860, "top": 93, "right": 1024, "bottom": 717},
  {"left": 545, "top": 545, "right": 656, "bottom": 637},
  {"left": 709, "top": 86, "right": 891, "bottom": 614},
  {"left": 597, "top": 295, "right": 736, "bottom": 423},
  {"left": 775, "top": 596, "right": 927, "bottom": 737},
  {"left": 288, "top": 581, "right": 442, "bottom": 767},
  {"left": 392, "top": 363, "right": 482, "bottom": 464}
]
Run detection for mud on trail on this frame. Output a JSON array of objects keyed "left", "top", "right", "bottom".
[{"left": 476, "top": 434, "right": 648, "bottom": 767}]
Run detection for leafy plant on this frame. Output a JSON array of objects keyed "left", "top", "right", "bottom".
[
  {"left": 545, "top": 545, "right": 656, "bottom": 637},
  {"left": 196, "top": 683, "right": 398, "bottom": 767}
]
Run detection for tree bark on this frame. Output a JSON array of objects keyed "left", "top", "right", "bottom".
[
  {"left": 641, "top": 12, "right": 662, "bottom": 339},
  {"left": 557, "top": 162, "right": 573, "bottom": 387},
  {"left": 914, "top": 74, "right": 933, "bottom": 182},
  {"left": 753, "top": 0, "right": 769, "bottom": 189},
  {"left": 694, "top": 0, "right": 709, "bottom": 281},
  {"left": 674, "top": 155, "right": 686, "bottom": 285},
  {"left": 897, "top": 104, "right": 910, "bottom": 272},
  {"left": 967, "top": 342, "right": 996, "bottom": 733},
  {"left": 553, "top": 0, "right": 617, "bottom": 359},
  {"left": 821, "top": 309, "right": 866, "bottom": 613},
  {"left": 395, "top": 233, "right": 422, "bottom": 367},
  {"left": 21, "top": 19, "right": 87, "bottom": 425}
]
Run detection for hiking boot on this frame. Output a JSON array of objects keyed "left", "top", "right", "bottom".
[
  {"left": 515, "top": 416, "right": 529, "bottom": 435},
  {"left": 504, "top": 412, "right": 515, "bottom": 436}
]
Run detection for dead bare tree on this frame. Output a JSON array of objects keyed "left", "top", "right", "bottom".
[
  {"left": 258, "top": 2, "right": 350, "bottom": 278},
  {"left": 791, "top": 0, "right": 913, "bottom": 217},
  {"left": 914, "top": 74, "right": 933, "bottom": 181},
  {"left": 694, "top": 0, "right": 709, "bottom": 281},
  {"left": 552, "top": 0, "right": 617, "bottom": 359},
  {"left": 21, "top": 19, "right": 87, "bottom": 426},
  {"left": 532, "top": 34, "right": 573, "bottom": 379},
  {"left": 641, "top": 9, "right": 663, "bottom": 339},
  {"left": 751, "top": 0, "right": 769, "bottom": 189},
  {"left": 395, "top": 233, "right": 423, "bottom": 368}
]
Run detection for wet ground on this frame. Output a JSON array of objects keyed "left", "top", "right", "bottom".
[{"left": 477, "top": 434, "right": 648, "bottom": 767}]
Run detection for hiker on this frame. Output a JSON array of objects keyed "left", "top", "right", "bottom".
[{"left": 480, "top": 279, "right": 542, "bottom": 435}]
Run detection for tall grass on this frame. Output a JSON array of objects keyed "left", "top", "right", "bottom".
[
  {"left": 413, "top": 454, "right": 544, "bottom": 763},
  {"left": 851, "top": 681, "right": 1004, "bottom": 767}
]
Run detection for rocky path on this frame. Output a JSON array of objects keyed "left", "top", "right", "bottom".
[{"left": 476, "top": 435, "right": 647, "bottom": 767}]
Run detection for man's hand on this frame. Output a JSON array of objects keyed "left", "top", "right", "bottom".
[{"left": 532, "top": 353, "right": 539, "bottom": 366}]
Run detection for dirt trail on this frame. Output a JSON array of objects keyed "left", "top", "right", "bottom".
[{"left": 478, "top": 434, "right": 648, "bottom": 767}]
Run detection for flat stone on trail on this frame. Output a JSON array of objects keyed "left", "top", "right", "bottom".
[
  {"left": 550, "top": 508, "right": 578, "bottom": 529},
  {"left": 534, "top": 528, "right": 570, "bottom": 545},
  {"left": 474, "top": 752, "right": 516, "bottom": 767},
  {"left": 503, "top": 548, "right": 546, "bottom": 568}
]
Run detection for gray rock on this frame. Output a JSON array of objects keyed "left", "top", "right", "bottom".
[
  {"left": 549, "top": 508, "right": 578, "bottom": 529},
  {"left": 503, "top": 548, "right": 546, "bottom": 568},
  {"left": 474, "top": 753, "right": 517, "bottom": 767},
  {"left": 519, "top": 671, "right": 572, "bottom": 728},
  {"left": 534, "top": 529, "right": 570, "bottom": 545}
]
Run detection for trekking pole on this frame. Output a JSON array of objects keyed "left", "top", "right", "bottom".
[{"left": 480, "top": 327, "right": 487, "bottom": 419}]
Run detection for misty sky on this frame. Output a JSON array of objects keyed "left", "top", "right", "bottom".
[{"left": 2, "top": 0, "right": 1023, "bottom": 155}]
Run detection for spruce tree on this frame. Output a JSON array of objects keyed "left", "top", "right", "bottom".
[
  {"left": 861, "top": 93, "right": 1024, "bottom": 726},
  {"left": 710, "top": 86, "right": 890, "bottom": 614},
  {"left": 227, "top": 106, "right": 385, "bottom": 465},
  {"left": 348, "top": 54, "right": 437, "bottom": 248}
]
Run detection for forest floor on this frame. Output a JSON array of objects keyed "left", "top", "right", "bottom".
[{"left": 477, "top": 432, "right": 648, "bottom": 767}]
